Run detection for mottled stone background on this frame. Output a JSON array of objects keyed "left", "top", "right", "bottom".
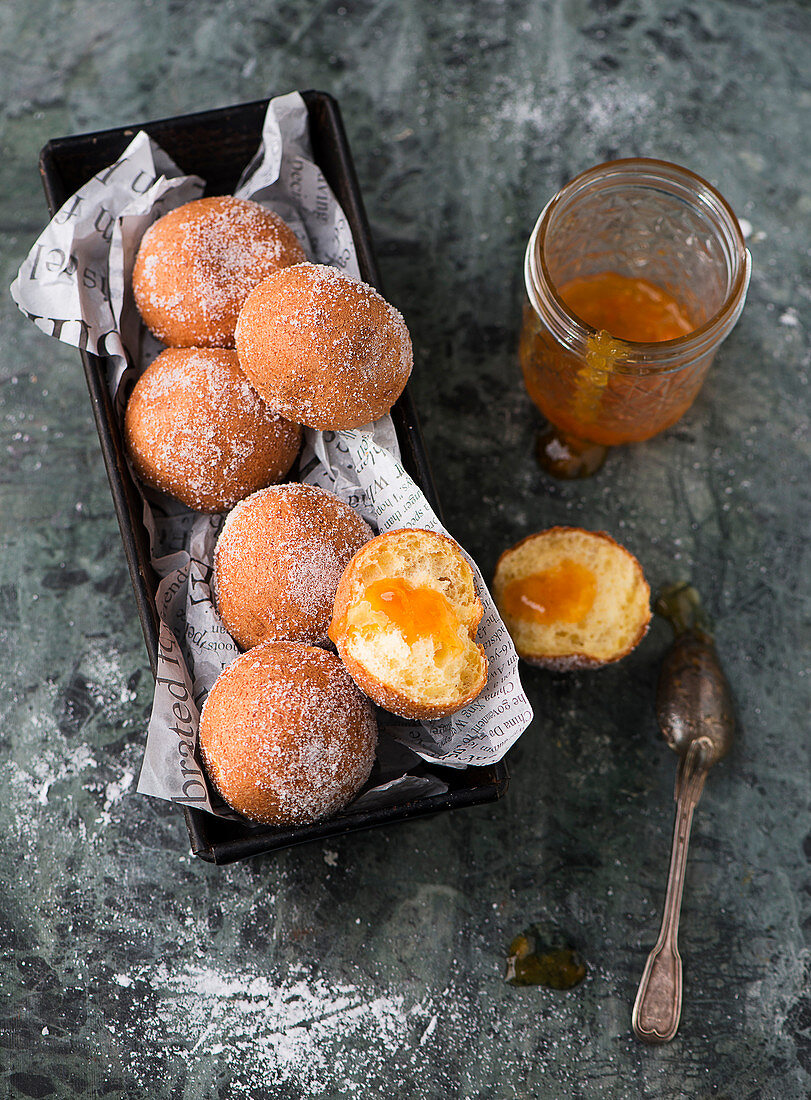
[{"left": 1, "top": 1, "right": 809, "bottom": 1097}]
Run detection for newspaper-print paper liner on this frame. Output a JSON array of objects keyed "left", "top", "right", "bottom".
[{"left": 11, "top": 91, "right": 534, "bottom": 822}]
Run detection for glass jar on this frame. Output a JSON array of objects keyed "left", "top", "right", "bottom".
[{"left": 520, "top": 159, "right": 751, "bottom": 474}]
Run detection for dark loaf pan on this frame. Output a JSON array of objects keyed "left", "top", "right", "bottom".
[{"left": 38, "top": 91, "right": 509, "bottom": 863}]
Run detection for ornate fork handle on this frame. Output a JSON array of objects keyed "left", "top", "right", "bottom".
[{"left": 632, "top": 738, "right": 712, "bottom": 1043}]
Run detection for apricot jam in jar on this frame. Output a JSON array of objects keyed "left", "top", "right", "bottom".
[{"left": 520, "top": 159, "right": 750, "bottom": 474}]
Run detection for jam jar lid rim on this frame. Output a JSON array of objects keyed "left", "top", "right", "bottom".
[{"left": 524, "top": 159, "right": 751, "bottom": 363}]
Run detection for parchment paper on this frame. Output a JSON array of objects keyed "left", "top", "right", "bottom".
[{"left": 11, "top": 92, "right": 534, "bottom": 821}]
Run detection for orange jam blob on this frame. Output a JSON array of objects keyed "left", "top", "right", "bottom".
[
  {"left": 362, "top": 577, "right": 464, "bottom": 655},
  {"left": 502, "top": 559, "right": 597, "bottom": 624},
  {"left": 559, "top": 271, "right": 694, "bottom": 343}
]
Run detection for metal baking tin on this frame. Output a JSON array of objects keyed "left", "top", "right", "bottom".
[{"left": 38, "top": 91, "right": 509, "bottom": 863}]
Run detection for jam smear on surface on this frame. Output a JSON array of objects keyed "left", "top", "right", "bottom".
[{"left": 506, "top": 925, "right": 587, "bottom": 990}]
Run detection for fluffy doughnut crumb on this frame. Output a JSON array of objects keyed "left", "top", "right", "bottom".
[
  {"left": 199, "top": 642, "right": 377, "bottom": 826},
  {"left": 330, "top": 528, "right": 488, "bottom": 720},
  {"left": 492, "top": 527, "right": 651, "bottom": 670}
]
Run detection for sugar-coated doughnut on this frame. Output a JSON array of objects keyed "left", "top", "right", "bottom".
[
  {"left": 234, "top": 263, "right": 413, "bottom": 429},
  {"left": 132, "top": 196, "right": 307, "bottom": 348},
  {"left": 329, "top": 528, "right": 488, "bottom": 720},
  {"left": 492, "top": 527, "right": 651, "bottom": 670},
  {"left": 123, "top": 347, "right": 302, "bottom": 513},
  {"left": 214, "top": 483, "right": 373, "bottom": 649},
  {"left": 199, "top": 641, "right": 377, "bottom": 826}
]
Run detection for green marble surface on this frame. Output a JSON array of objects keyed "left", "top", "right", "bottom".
[{"left": 2, "top": 1, "right": 809, "bottom": 1097}]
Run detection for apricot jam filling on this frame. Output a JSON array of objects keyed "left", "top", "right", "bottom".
[
  {"left": 501, "top": 559, "right": 597, "bottom": 625},
  {"left": 333, "top": 577, "right": 465, "bottom": 657},
  {"left": 560, "top": 271, "right": 694, "bottom": 343},
  {"left": 556, "top": 272, "right": 696, "bottom": 432}
]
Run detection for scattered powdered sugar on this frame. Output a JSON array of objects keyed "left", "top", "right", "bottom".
[
  {"left": 114, "top": 961, "right": 442, "bottom": 1095},
  {"left": 100, "top": 768, "right": 134, "bottom": 816},
  {"left": 30, "top": 741, "right": 97, "bottom": 807},
  {"left": 1, "top": 636, "right": 148, "bottom": 853},
  {"left": 7, "top": 728, "right": 142, "bottom": 848},
  {"left": 419, "top": 1013, "right": 438, "bottom": 1046}
]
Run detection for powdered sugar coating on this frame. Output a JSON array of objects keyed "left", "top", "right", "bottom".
[
  {"left": 234, "top": 263, "right": 413, "bottom": 429},
  {"left": 123, "top": 348, "right": 303, "bottom": 513},
  {"left": 199, "top": 641, "right": 377, "bottom": 826},
  {"left": 132, "top": 196, "right": 307, "bottom": 348},
  {"left": 214, "top": 483, "right": 373, "bottom": 649}
]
